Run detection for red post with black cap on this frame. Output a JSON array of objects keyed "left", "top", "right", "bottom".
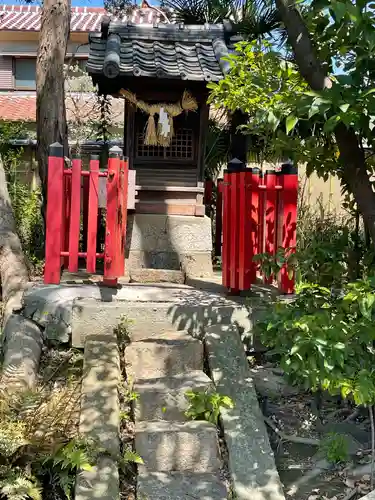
[
  {"left": 44, "top": 142, "right": 64, "bottom": 284},
  {"left": 279, "top": 162, "right": 298, "bottom": 294},
  {"left": 215, "top": 178, "right": 223, "bottom": 258},
  {"left": 104, "top": 146, "right": 121, "bottom": 284}
]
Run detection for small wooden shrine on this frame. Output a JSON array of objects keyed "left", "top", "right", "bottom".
[{"left": 86, "top": 8, "right": 235, "bottom": 275}]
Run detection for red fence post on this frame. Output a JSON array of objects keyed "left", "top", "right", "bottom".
[
  {"left": 279, "top": 163, "right": 298, "bottom": 294},
  {"left": 264, "top": 169, "right": 277, "bottom": 284},
  {"left": 228, "top": 159, "right": 245, "bottom": 293},
  {"left": 120, "top": 157, "right": 129, "bottom": 277},
  {"left": 104, "top": 146, "right": 121, "bottom": 283},
  {"left": 62, "top": 162, "right": 71, "bottom": 269},
  {"left": 68, "top": 154, "right": 82, "bottom": 273},
  {"left": 222, "top": 170, "right": 230, "bottom": 289},
  {"left": 86, "top": 154, "right": 100, "bottom": 274},
  {"left": 222, "top": 159, "right": 245, "bottom": 293},
  {"left": 238, "top": 169, "right": 247, "bottom": 290},
  {"left": 258, "top": 172, "right": 265, "bottom": 260},
  {"left": 215, "top": 179, "right": 223, "bottom": 258},
  {"left": 44, "top": 142, "right": 64, "bottom": 284},
  {"left": 249, "top": 167, "right": 261, "bottom": 285},
  {"left": 82, "top": 175, "right": 89, "bottom": 255}
]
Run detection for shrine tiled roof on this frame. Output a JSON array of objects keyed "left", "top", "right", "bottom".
[{"left": 87, "top": 20, "right": 235, "bottom": 82}]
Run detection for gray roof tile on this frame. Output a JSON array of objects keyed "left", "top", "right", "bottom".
[{"left": 87, "top": 21, "right": 233, "bottom": 82}]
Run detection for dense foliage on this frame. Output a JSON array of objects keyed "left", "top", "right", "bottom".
[
  {"left": 257, "top": 280, "right": 375, "bottom": 405},
  {"left": 209, "top": 38, "right": 375, "bottom": 182}
]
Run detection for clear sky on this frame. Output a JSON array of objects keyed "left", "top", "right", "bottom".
[
  {"left": 0, "top": 0, "right": 161, "bottom": 5},
  {"left": 0, "top": 0, "right": 105, "bottom": 5}
]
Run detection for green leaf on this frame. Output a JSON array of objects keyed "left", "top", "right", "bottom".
[
  {"left": 80, "top": 463, "right": 93, "bottom": 472},
  {"left": 267, "top": 111, "right": 280, "bottom": 132},
  {"left": 323, "top": 114, "right": 341, "bottom": 133},
  {"left": 123, "top": 450, "right": 144, "bottom": 465},
  {"left": 286, "top": 114, "right": 299, "bottom": 135},
  {"left": 290, "top": 345, "right": 300, "bottom": 355},
  {"left": 308, "top": 105, "right": 320, "bottom": 119},
  {"left": 339, "top": 103, "right": 350, "bottom": 113},
  {"left": 221, "top": 395, "right": 234, "bottom": 408},
  {"left": 330, "top": 1, "right": 347, "bottom": 22}
]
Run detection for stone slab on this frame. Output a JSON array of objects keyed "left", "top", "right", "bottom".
[
  {"left": 135, "top": 420, "right": 220, "bottom": 473},
  {"left": 22, "top": 283, "right": 251, "bottom": 346},
  {"left": 126, "top": 335, "right": 203, "bottom": 379},
  {"left": 71, "top": 294, "right": 250, "bottom": 347},
  {"left": 129, "top": 268, "right": 185, "bottom": 284},
  {"left": 72, "top": 300, "right": 181, "bottom": 348},
  {"left": 79, "top": 332, "right": 120, "bottom": 456},
  {"left": 1, "top": 314, "right": 43, "bottom": 389},
  {"left": 137, "top": 469, "right": 227, "bottom": 500},
  {"left": 75, "top": 456, "right": 119, "bottom": 500},
  {"left": 205, "top": 324, "right": 285, "bottom": 500},
  {"left": 135, "top": 371, "right": 213, "bottom": 421}
]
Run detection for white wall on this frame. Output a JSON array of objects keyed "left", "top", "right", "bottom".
[{"left": 0, "top": 41, "right": 89, "bottom": 57}]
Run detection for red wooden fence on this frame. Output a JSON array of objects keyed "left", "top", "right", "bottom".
[
  {"left": 44, "top": 143, "right": 128, "bottom": 286},
  {"left": 209, "top": 160, "right": 298, "bottom": 294}
]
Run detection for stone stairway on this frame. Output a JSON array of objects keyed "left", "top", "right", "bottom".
[{"left": 126, "top": 331, "right": 228, "bottom": 499}]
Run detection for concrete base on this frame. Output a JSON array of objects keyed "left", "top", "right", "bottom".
[{"left": 126, "top": 213, "right": 213, "bottom": 278}]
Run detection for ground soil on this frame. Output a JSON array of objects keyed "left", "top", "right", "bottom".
[{"left": 255, "top": 362, "right": 374, "bottom": 500}]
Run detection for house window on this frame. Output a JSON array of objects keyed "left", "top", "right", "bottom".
[
  {"left": 66, "top": 58, "right": 87, "bottom": 76},
  {"left": 15, "top": 58, "right": 36, "bottom": 89},
  {"left": 136, "top": 128, "right": 194, "bottom": 159}
]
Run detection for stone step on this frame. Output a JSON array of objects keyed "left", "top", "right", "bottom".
[
  {"left": 75, "top": 332, "right": 120, "bottom": 499},
  {"left": 69, "top": 290, "right": 249, "bottom": 347},
  {"left": 137, "top": 468, "right": 228, "bottom": 500},
  {"left": 135, "top": 420, "right": 220, "bottom": 473},
  {"left": 134, "top": 371, "right": 213, "bottom": 421},
  {"left": 126, "top": 334, "right": 203, "bottom": 379},
  {"left": 129, "top": 268, "right": 185, "bottom": 284}
]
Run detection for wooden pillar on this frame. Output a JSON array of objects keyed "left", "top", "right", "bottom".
[
  {"left": 124, "top": 100, "right": 135, "bottom": 170},
  {"left": 230, "top": 110, "right": 248, "bottom": 164},
  {"left": 197, "top": 99, "right": 209, "bottom": 182}
]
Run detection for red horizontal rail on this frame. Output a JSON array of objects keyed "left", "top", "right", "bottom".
[
  {"left": 63, "top": 169, "right": 108, "bottom": 178},
  {"left": 221, "top": 182, "right": 283, "bottom": 190},
  {"left": 258, "top": 185, "right": 283, "bottom": 190},
  {"left": 60, "top": 251, "right": 104, "bottom": 258}
]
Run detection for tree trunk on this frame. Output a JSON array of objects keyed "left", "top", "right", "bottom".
[
  {"left": 36, "top": 0, "right": 71, "bottom": 219},
  {"left": 0, "top": 157, "right": 43, "bottom": 390},
  {"left": 276, "top": 0, "right": 375, "bottom": 244},
  {"left": 0, "top": 156, "right": 29, "bottom": 324}
]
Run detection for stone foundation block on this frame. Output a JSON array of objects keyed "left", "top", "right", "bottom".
[
  {"left": 129, "top": 268, "right": 185, "bottom": 284},
  {"left": 126, "top": 213, "right": 213, "bottom": 277},
  {"left": 135, "top": 421, "right": 220, "bottom": 472}
]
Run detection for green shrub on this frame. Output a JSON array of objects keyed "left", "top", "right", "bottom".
[
  {"left": 296, "top": 201, "right": 363, "bottom": 287},
  {"left": 184, "top": 389, "right": 234, "bottom": 424},
  {"left": 256, "top": 279, "right": 375, "bottom": 404},
  {"left": 9, "top": 182, "right": 44, "bottom": 274},
  {"left": 0, "top": 380, "right": 97, "bottom": 500},
  {"left": 320, "top": 432, "right": 350, "bottom": 464}
]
